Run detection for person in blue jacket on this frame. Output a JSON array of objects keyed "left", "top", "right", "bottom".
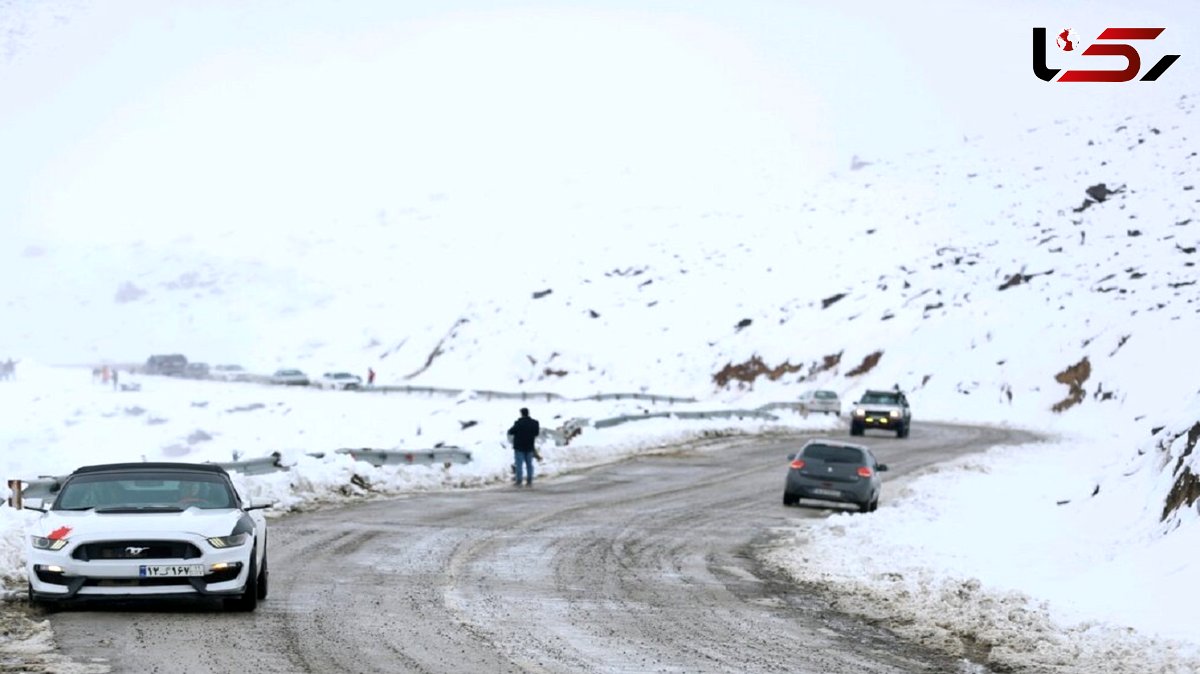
[{"left": 507, "top": 407, "right": 541, "bottom": 487}]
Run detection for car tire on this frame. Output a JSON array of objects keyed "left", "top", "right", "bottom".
[
  {"left": 857, "top": 499, "right": 872, "bottom": 514},
  {"left": 869, "top": 497, "right": 879, "bottom": 512},
  {"left": 850, "top": 422, "right": 864, "bottom": 436},
  {"left": 783, "top": 492, "right": 799, "bottom": 506},
  {"left": 28, "top": 583, "right": 59, "bottom": 613},
  {"left": 225, "top": 552, "right": 259, "bottom": 612},
  {"left": 256, "top": 548, "right": 269, "bottom": 600},
  {"left": 897, "top": 423, "right": 909, "bottom": 438}
]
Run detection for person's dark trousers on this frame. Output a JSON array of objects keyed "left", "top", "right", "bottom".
[{"left": 513, "top": 450, "right": 535, "bottom": 485}]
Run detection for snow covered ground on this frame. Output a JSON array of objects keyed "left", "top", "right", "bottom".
[{"left": 2, "top": 1, "right": 1199, "bottom": 672}]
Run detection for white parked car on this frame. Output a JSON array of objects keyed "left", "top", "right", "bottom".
[
  {"left": 270, "top": 369, "right": 310, "bottom": 386},
  {"left": 798, "top": 389, "right": 841, "bottom": 415},
  {"left": 25, "top": 462, "right": 270, "bottom": 611},
  {"left": 315, "top": 372, "right": 363, "bottom": 390},
  {"left": 211, "top": 364, "right": 252, "bottom": 382}
]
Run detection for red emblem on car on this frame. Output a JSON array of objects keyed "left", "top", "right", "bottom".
[{"left": 48, "top": 526, "right": 72, "bottom": 540}]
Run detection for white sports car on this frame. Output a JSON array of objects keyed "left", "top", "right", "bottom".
[{"left": 26, "top": 462, "right": 270, "bottom": 611}]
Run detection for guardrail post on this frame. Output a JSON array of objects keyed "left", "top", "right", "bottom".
[{"left": 6, "top": 479, "right": 22, "bottom": 508}]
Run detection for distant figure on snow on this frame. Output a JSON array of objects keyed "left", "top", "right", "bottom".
[
  {"left": 367, "top": 367, "right": 376, "bottom": 386},
  {"left": 506, "top": 407, "right": 541, "bottom": 487}
]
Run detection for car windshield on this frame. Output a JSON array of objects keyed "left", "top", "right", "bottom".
[
  {"left": 860, "top": 392, "right": 900, "bottom": 405},
  {"left": 801, "top": 444, "right": 865, "bottom": 464},
  {"left": 814, "top": 391, "right": 837, "bottom": 399},
  {"left": 53, "top": 472, "right": 236, "bottom": 511}
]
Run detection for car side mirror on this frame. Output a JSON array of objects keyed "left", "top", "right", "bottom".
[
  {"left": 877, "top": 464, "right": 889, "bottom": 472},
  {"left": 786, "top": 453, "right": 796, "bottom": 461}
]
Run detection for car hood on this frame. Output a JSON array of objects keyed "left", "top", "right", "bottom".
[{"left": 32, "top": 508, "right": 246, "bottom": 540}]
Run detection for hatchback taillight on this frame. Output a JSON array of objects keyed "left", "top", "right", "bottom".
[
  {"left": 857, "top": 466, "right": 873, "bottom": 478},
  {"left": 790, "top": 459, "right": 805, "bottom": 470}
]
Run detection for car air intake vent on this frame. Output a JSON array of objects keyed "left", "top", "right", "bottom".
[{"left": 73, "top": 540, "right": 202, "bottom": 561}]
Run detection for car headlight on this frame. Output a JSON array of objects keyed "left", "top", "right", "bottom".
[
  {"left": 889, "top": 409, "right": 900, "bottom": 417},
  {"left": 207, "top": 533, "right": 249, "bottom": 548},
  {"left": 31, "top": 536, "right": 69, "bottom": 551},
  {"left": 854, "top": 408, "right": 866, "bottom": 417}
]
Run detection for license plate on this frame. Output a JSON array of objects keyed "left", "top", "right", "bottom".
[
  {"left": 139, "top": 564, "right": 204, "bottom": 577},
  {"left": 811, "top": 488, "right": 841, "bottom": 497}
]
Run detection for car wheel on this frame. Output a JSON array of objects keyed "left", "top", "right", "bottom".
[
  {"left": 857, "top": 499, "right": 872, "bottom": 513},
  {"left": 869, "top": 497, "right": 879, "bottom": 512},
  {"left": 783, "top": 491, "right": 799, "bottom": 506},
  {"left": 28, "top": 583, "right": 59, "bottom": 613},
  {"left": 256, "top": 548, "right": 269, "bottom": 600},
  {"left": 850, "top": 422, "right": 864, "bottom": 436},
  {"left": 897, "top": 423, "right": 909, "bottom": 438},
  {"left": 225, "top": 552, "right": 259, "bottom": 612}
]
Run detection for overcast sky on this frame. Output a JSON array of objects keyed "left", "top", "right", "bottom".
[{"left": 2, "top": 0, "right": 1196, "bottom": 247}]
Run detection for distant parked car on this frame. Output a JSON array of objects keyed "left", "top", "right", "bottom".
[
  {"left": 270, "top": 369, "right": 310, "bottom": 386},
  {"left": 315, "top": 372, "right": 362, "bottom": 390},
  {"left": 782, "top": 440, "right": 888, "bottom": 512},
  {"left": 211, "top": 364, "right": 252, "bottom": 382},
  {"left": 183, "top": 362, "right": 211, "bottom": 379},
  {"left": 849, "top": 389, "right": 912, "bottom": 438},
  {"left": 144, "top": 354, "right": 188, "bottom": 376},
  {"left": 798, "top": 389, "right": 841, "bottom": 415}
]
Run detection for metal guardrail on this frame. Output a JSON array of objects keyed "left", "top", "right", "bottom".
[
  {"left": 133, "top": 369, "right": 701, "bottom": 405},
  {"left": 211, "top": 454, "right": 285, "bottom": 476},
  {"left": 14, "top": 477, "right": 63, "bottom": 503},
  {"left": 5, "top": 446, "right": 476, "bottom": 507},
  {"left": 336, "top": 447, "right": 472, "bottom": 467},
  {"left": 369, "top": 386, "right": 697, "bottom": 405},
  {"left": 591, "top": 407, "right": 782, "bottom": 429}
]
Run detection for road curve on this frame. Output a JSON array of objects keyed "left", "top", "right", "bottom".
[{"left": 44, "top": 422, "right": 1037, "bottom": 673}]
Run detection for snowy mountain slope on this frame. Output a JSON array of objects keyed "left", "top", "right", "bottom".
[{"left": 3, "top": 95, "right": 1195, "bottom": 421}]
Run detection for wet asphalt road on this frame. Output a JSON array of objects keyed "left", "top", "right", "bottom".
[{"left": 35, "top": 422, "right": 1037, "bottom": 673}]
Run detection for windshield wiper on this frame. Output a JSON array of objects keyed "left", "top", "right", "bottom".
[{"left": 56, "top": 506, "right": 95, "bottom": 511}]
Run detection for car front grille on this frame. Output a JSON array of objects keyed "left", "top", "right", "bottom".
[
  {"left": 82, "top": 577, "right": 195, "bottom": 588},
  {"left": 73, "top": 540, "right": 202, "bottom": 561}
]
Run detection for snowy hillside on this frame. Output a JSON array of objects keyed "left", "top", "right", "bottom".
[{"left": 3, "top": 95, "right": 1196, "bottom": 423}]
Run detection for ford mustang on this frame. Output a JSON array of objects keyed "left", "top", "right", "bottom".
[{"left": 25, "top": 462, "right": 270, "bottom": 611}]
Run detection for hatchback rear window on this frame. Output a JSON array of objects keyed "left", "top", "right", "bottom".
[{"left": 801, "top": 444, "right": 865, "bottom": 464}]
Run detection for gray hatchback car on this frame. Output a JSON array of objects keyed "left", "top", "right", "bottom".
[{"left": 782, "top": 440, "right": 888, "bottom": 512}]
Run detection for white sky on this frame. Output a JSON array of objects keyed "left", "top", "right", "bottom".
[{"left": 3, "top": 0, "right": 1197, "bottom": 246}]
